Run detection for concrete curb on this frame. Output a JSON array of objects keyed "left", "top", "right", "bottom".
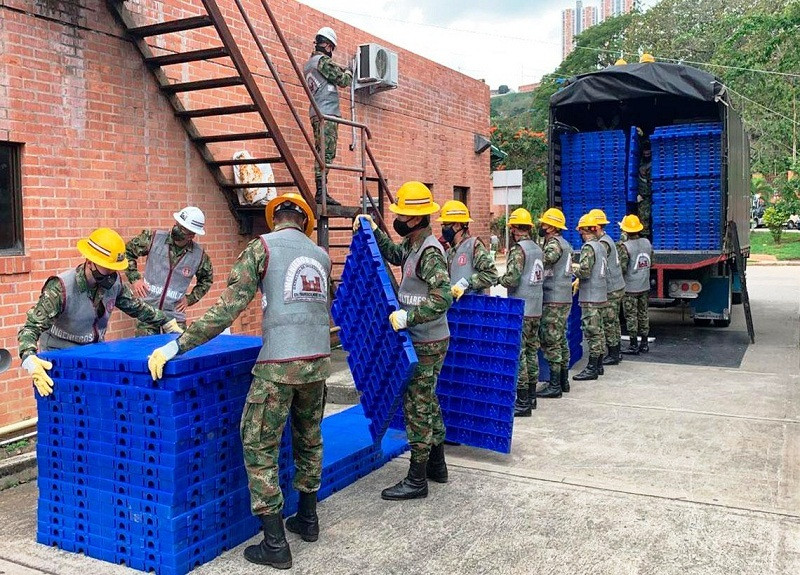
[
  {"left": 0, "top": 452, "right": 36, "bottom": 479},
  {"left": 748, "top": 261, "right": 800, "bottom": 266}
]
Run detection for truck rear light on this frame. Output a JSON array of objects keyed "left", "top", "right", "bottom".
[{"left": 668, "top": 280, "right": 702, "bottom": 299}]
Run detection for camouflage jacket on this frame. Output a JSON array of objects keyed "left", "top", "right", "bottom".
[
  {"left": 446, "top": 234, "right": 498, "bottom": 291},
  {"left": 315, "top": 51, "right": 353, "bottom": 88},
  {"left": 574, "top": 240, "right": 597, "bottom": 279},
  {"left": 498, "top": 235, "right": 531, "bottom": 289},
  {"left": 374, "top": 227, "right": 453, "bottom": 327},
  {"left": 176, "top": 222, "right": 329, "bottom": 385},
  {"left": 638, "top": 157, "right": 652, "bottom": 199},
  {"left": 125, "top": 229, "right": 214, "bottom": 306},
  {"left": 617, "top": 241, "right": 629, "bottom": 271},
  {"left": 18, "top": 264, "right": 170, "bottom": 360},
  {"left": 542, "top": 234, "right": 564, "bottom": 266}
]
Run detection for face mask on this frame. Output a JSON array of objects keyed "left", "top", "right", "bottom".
[
  {"left": 441, "top": 226, "right": 457, "bottom": 244},
  {"left": 171, "top": 225, "right": 189, "bottom": 243},
  {"left": 393, "top": 216, "right": 428, "bottom": 237},
  {"left": 538, "top": 226, "right": 548, "bottom": 237},
  {"left": 91, "top": 264, "right": 117, "bottom": 290}
]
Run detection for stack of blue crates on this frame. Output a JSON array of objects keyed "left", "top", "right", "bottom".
[
  {"left": 332, "top": 220, "right": 418, "bottom": 443},
  {"left": 627, "top": 126, "right": 641, "bottom": 203},
  {"left": 560, "top": 130, "right": 628, "bottom": 247},
  {"left": 650, "top": 123, "right": 723, "bottom": 250}
]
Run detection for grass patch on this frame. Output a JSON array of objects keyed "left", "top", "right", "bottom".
[
  {"left": 749, "top": 230, "right": 800, "bottom": 260},
  {"left": 3, "top": 439, "right": 30, "bottom": 454}
]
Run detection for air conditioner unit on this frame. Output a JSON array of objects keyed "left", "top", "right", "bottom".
[{"left": 355, "top": 43, "right": 398, "bottom": 93}]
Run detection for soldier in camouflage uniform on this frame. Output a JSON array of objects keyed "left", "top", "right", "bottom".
[
  {"left": 148, "top": 194, "right": 330, "bottom": 570},
  {"left": 499, "top": 208, "right": 544, "bottom": 417},
  {"left": 572, "top": 213, "right": 608, "bottom": 381},
  {"left": 637, "top": 136, "right": 652, "bottom": 237},
  {"left": 618, "top": 215, "right": 654, "bottom": 355},
  {"left": 18, "top": 228, "right": 182, "bottom": 397},
  {"left": 304, "top": 27, "right": 353, "bottom": 206},
  {"left": 356, "top": 181, "right": 452, "bottom": 501},
  {"left": 125, "top": 206, "right": 213, "bottom": 336},
  {"left": 535, "top": 208, "right": 574, "bottom": 399},
  {"left": 436, "top": 200, "right": 498, "bottom": 300},
  {"left": 588, "top": 209, "right": 626, "bottom": 366}
]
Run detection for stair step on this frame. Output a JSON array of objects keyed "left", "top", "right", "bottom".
[
  {"left": 176, "top": 104, "right": 259, "bottom": 119},
  {"left": 128, "top": 15, "right": 214, "bottom": 38},
  {"left": 146, "top": 47, "right": 229, "bottom": 67},
  {"left": 162, "top": 76, "right": 244, "bottom": 94},
  {"left": 210, "top": 156, "right": 284, "bottom": 166},
  {"left": 224, "top": 181, "right": 295, "bottom": 189},
  {"left": 193, "top": 131, "right": 270, "bottom": 144}
]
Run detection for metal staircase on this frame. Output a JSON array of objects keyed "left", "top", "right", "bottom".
[{"left": 106, "top": 0, "right": 394, "bottom": 281}]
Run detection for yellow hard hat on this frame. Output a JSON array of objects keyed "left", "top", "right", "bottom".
[
  {"left": 389, "top": 181, "right": 440, "bottom": 216},
  {"left": 614, "top": 58, "right": 627, "bottom": 66},
  {"left": 266, "top": 192, "right": 316, "bottom": 237},
  {"left": 576, "top": 213, "right": 599, "bottom": 230},
  {"left": 588, "top": 208, "right": 609, "bottom": 225},
  {"left": 639, "top": 53, "right": 655, "bottom": 63},
  {"left": 619, "top": 214, "right": 644, "bottom": 233},
  {"left": 538, "top": 207, "right": 567, "bottom": 230},
  {"left": 507, "top": 208, "right": 533, "bottom": 227},
  {"left": 436, "top": 200, "right": 473, "bottom": 223},
  {"left": 77, "top": 228, "right": 129, "bottom": 271}
]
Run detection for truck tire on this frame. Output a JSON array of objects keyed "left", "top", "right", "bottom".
[
  {"left": 693, "top": 318, "right": 712, "bottom": 327},
  {"left": 732, "top": 292, "right": 743, "bottom": 305},
  {"left": 714, "top": 318, "right": 731, "bottom": 328}
]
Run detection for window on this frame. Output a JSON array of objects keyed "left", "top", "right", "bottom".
[
  {"left": 0, "top": 143, "right": 23, "bottom": 253},
  {"left": 453, "top": 186, "right": 469, "bottom": 205}
]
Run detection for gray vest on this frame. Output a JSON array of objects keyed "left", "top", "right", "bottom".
[
  {"left": 542, "top": 235, "right": 573, "bottom": 305},
  {"left": 257, "top": 227, "right": 332, "bottom": 363},
  {"left": 508, "top": 239, "right": 544, "bottom": 318},
  {"left": 449, "top": 236, "right": 486, "bottom": 295},
  {"left": 142, "top": 231, "right": 204, "bottom": 323},
  {"left": 304, "top": 53, "right": 341, "bottom": 118},
  {"left": 578, "top": 241, "right": 608, "bottom": 304},
  {"left": 40, "top": 268, "right": 122, "bottom": 351},
  {"left": 398, "top": 233, "right": 450, "bottom": 343},
  {"left": 599, "top": 233, "right": 626, "bottom": 293},
  {"left": 623, "top": 238, "right": 653, "bottom": 294}
]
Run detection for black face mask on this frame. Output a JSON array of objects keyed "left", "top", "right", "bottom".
[
  {"left": 538, "top": 226, "right": 548, "bottom": 237},
  {"left": 441, "top": 225, "right": 457, "bottom": 244},
  {"left": 171, "top": 225, "right": 189, "bottom": 243},
  {"left": 393, "top": 216, "right": 428, "bottom": 237},
  {"left": 90, "top": 264, "right": 117, "bottom": 290}
]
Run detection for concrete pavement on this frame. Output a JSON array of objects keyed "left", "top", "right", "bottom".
[{"left": 0, "top": 266, "right": 798, "bottom": 574}]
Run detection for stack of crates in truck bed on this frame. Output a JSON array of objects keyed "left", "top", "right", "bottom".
[{"left": 650, "top": 123, "right": 723, "bottom": 250}]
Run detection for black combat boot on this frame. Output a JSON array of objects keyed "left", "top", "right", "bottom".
[
  {"left": 602, "top": 344, "right": 621, "bottom": 365},
  {"left": 426, "top": 443, "right": 448, "bottom": 483},
  {"left": 314, "top": 176, "right": 341, "bottom": 206},
  {"left": 381, "top": 461, "right": 428, "bottom": 500},
  {"left": 514, "top": 386, "right": 532, "bottom": 417},
  {"left": 285, "top": 491, "right": 319, "bottom": 542},
  {"left": 572, "top": 356, "right": 600, "bottom": 381},
  {"left": 244, "top": 514, "right": 292, "bottom": 569},
  {"left": 560, "top": 366, "right": 570, "bottom": 393},
  {"left": 622, "top": 336, "right": 639, "bottom": 355},
  {"left": 597, "top": 355, "right": 604, "bottom": 375},
  {"left": 638, "top": 334, "right": 649, "bottom": 353},
  {"left": 536, "top": 365, "right": 563, "bottom": 398}
]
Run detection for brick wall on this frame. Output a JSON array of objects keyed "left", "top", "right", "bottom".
[{"left": 0, "top": 0, "right": 490, "bottom": 426}]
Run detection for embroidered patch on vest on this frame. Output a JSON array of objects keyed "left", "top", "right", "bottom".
[
  {"left": 529, "top": 259, "right": 544, "bottom": 285},
  {"left": 284, "top": 256, "right": 328, "bottom": 303},
  {"left": 181, "top": 266, "right": 192, "bottom": 278},
  {"left": 457, "top": 253, "right": 467, "bottom": 266},
  {"left": 635, "top": 253, "right": 652, "bottom": 270}
]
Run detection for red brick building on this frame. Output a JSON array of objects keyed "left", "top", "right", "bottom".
[{"left": 0, "top": 0, "right": 491, "bottom": 426}]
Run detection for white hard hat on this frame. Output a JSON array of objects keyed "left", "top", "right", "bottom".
[
  {"left": 316, "top": 27, "right": 337, "bottom": 47},
  {"left": 173, "top": 206, "right": 206, "bottom": 235}
]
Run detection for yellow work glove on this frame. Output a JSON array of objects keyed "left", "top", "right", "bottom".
[
  {"left": 148, "top": 340, "right": 179, "bottom": 381},
  {"left": 353, "top": 214, "right": 377, "bottom": 233},
  {"left": 22, "top": 355, "right": 54, "bottom": 397},
  {"left": 450, "top": 278, "right": 470, "bottom": 301},
  {"left": 571, "top": 263, "right": 581, "bottom": 275},
  {"left": 572, "top": 278, "right": 580, "bottom": 295},
  {"left": 388, "top": 309, "right": 408, "bottom": 331},
  {"left": 162, "top": 318, "right": 184, "bottom": 334}
]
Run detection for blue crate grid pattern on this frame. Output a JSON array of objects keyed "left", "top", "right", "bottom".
[
  {"left": 538, "top": 293, "right": 584, "bottom": 381},
  {"left": 37, "top": 336, "right": 412, "bottom": 575},
  {"left": 390, "top": 295, "right": 525, "bottom": 454},
  {"left": 331, "top": 219, "right": 418, "bottom": 443},
  {"left": 560, "top": 130, "right": 628, "bottom": 248},
  {"left": 650, "top": 123, "right": 723, "bottom": 250},
  {"left": 627, "top": 126, "right": 641, "bottom": 203}
]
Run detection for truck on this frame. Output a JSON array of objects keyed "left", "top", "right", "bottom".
[{"left": 547, "top": 62, "right": 753, "bottom": 335}]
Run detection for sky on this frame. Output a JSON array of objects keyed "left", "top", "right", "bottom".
[{"left": 298, "top": 1, "right": 659, "bottom": 91}]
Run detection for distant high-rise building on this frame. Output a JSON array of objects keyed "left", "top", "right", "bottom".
[
  {"left": 562, "top": 8, "right": 575, "bottom": 59},
  {"left": 575, "top": 1, "right": 584, "bottom": 35},
  {"left": 582, "top": 6, "right": 599, "bottom": 31},
  {"left": 601, "top": 0, "right": 613, "bottom": 21},
  {"left": 600, "top": 0, "right": 636, "bottom": 22}
]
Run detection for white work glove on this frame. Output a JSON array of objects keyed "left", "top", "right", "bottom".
[
  {"left": 571, "top": 263, "right": 581, "bottom": 274},
  {"left": 637, "top": 194, "right": 644, "bottom": 203},
  {"left": 148, "top": 340, "right": 179, "bottom": 381},
  {"left": 450, "top": 277, "right": 470, "bottom": 301},
  {"left": 162, "top": 318, "right": 184, "bottom": 334},
  {"left": 353, "top": 214, "right": 377, "bottom": 233},
  {"left": 388, "top": 309, "right": 408, "bottom": 331},
  {"left": 22, "top": 355, "right": 54, "bottom": 397}
]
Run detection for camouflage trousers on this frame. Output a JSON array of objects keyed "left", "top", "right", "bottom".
[
  {"left": 581, "top": 303, "right": 605, "bottom": 357},
  {"left": 405, "top": 341, "right": 447, "bottom": 464},
  {"left": 539, "top": 303, "right": 571, "bottom": 369},
  {"left": 638, "top": 197, "right": 651, "bottom": 237},
  {"left": 623, "top": 291, "right": 650, "bottom": 337},
  {"left": 240, "top": 377, "right": 325, "bottom": 516},
  {"left": 516, "top": 316, "right": 541, "bottom": 393},
  {"left": 601, "top": 289, "right": 624, "bottom": 347},
  {"left": 135, "top": 319, "right": 186, "bottom": 337},
  {"left": 311, "top": 117, "right": 339, "bottom": 178}
]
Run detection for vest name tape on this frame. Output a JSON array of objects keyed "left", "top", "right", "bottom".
[
  {"left": 398, "top": 293, "right": 426, "bottom": 306},
  {"left": 284, "top": 256, "right": 328, "bottom": 303},
  {"left": 148, "top": 283, "right": 184, "bottom": 302},
  {"left": 49, "top": 324, "right": 104, "bottom": 344}
]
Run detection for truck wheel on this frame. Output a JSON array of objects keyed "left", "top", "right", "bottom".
[
  {"left": 714, "top": 318, "right": 731, "bottom": 328},
  {"left": 732, "top": 292, "right": 743, "bottom": 305},
  {"left": 693, "top": 318, "right": 712, "bottom": 327}
]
